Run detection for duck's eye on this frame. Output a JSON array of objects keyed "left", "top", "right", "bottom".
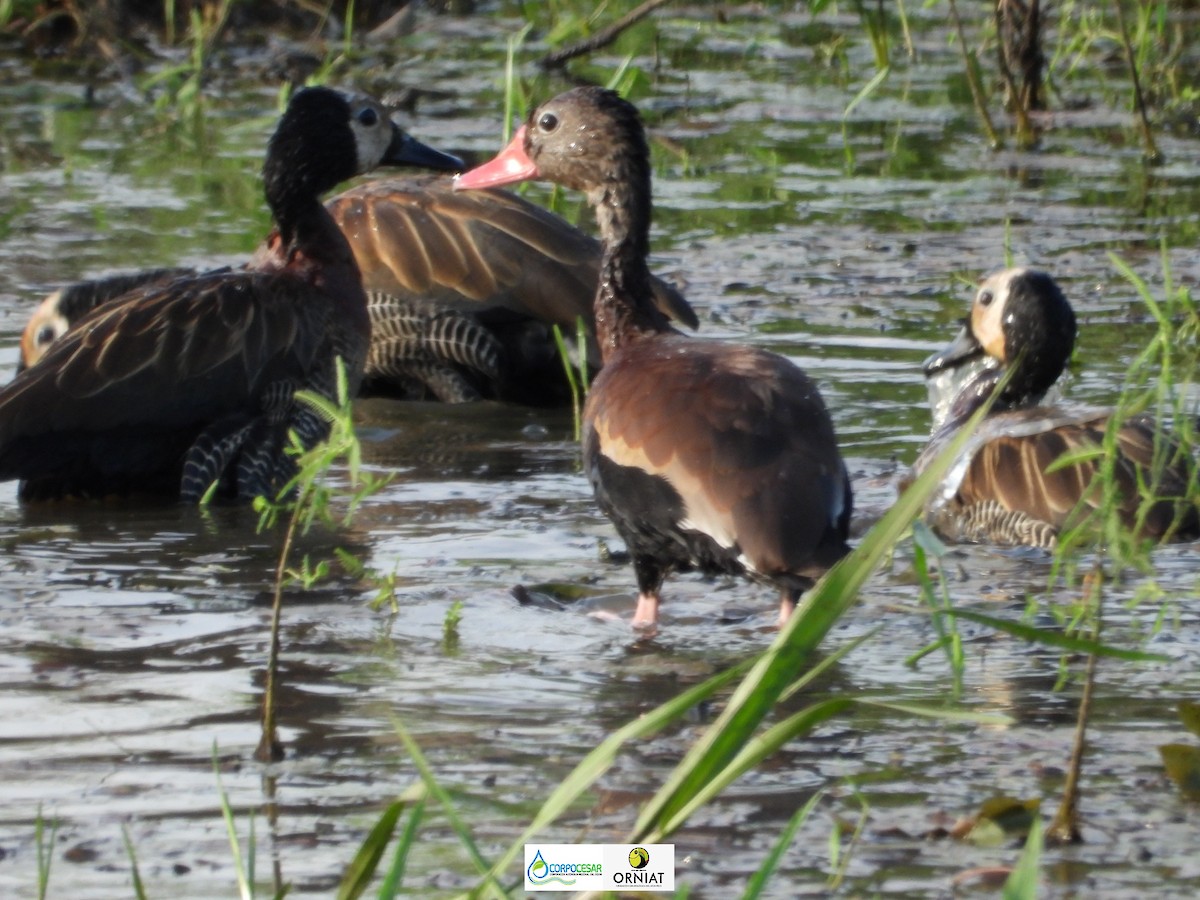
[
  {"left": 36, "top": 325, "right": 57, "bottom": 346},
  {"left": 978, "top": 289, "right": 994, "bottom": 307},
  {"left": 357, "top": 107, "right": 379, "bottom": 127},
  {"left": 537, "top": 112, "right": 559, "bottom": 132}
]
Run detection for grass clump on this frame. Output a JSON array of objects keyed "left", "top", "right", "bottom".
[{"left": 252, "top": 359, "right": 393, "bottom": 762}]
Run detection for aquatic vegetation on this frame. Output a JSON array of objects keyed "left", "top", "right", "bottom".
[
  {"left": 4, "top": 3, "right": 1200, "bottom": 897},
  {"left": 252, "top": 361, "right": 394, "bottom": 762}
]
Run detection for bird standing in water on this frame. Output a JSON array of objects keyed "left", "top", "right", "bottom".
[{"left": 456, "top": 88, "right": 852, "bottom": 629}]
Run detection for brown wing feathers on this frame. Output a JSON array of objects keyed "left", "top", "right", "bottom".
[
  {"left": 587, "top": 339, "right": 848, "bottom": 579},
  {"left": 955, "top": 416, "right": 1197, "bottom": 539},
  {"left": 328, "top": 177, "right": 695, "bottom": 329}
]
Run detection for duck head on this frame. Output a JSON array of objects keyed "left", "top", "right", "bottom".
[
  {"left": 453, "top": 88, "right": 651, "bottom": 251},
  {"left": 925, "top": 268, "right": 1077, "bottom": 426},
  {"left": 264, "top": 87, "right": 463, "bottom": 242}
]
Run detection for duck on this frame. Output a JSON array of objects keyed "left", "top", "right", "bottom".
[
  {"left": 910, "top": 267, "right": 1199, "bottom": 547},
  {"left": 454, "top": 87, "right": 852, "bottom": 630},
  {"left": 327, "top": 176, "right": 697, "bottom": 404},
  {"left": 0, "top": 86, "right": 463, "bottom": 502},
  {"left": 17, "top": 268, "right": 193, "bottom": 375},
  {"left": 19, "top": 181, "right": 697, "bottom": 406}
]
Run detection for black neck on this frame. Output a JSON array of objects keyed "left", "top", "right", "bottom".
[{"left": 591, "top": 154, "right": 670, "bottom": 359}]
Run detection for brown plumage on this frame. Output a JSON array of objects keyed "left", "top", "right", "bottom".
[
  {"left": 0, "top": 87, "right": 462, "bottom": 502},
  {"left": 20, "top": 178, "right": 696, "bottom": 406},
  {"left": 18, "top": 268, "right": 194, "bottom": 374},
  {"left": 329, "top": 176, "right": 696, "bottom": 403},
  {"left": 912, "top": 267, "right": 1198, "bottom": 547},
  {"left": 455, "top": 87, "right": 851, "bottom": 630}
]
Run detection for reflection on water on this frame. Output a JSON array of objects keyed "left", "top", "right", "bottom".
[{"left": 1, "top": 7, "right": 1199, "bottom": 897}]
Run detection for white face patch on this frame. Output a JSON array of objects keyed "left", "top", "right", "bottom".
[
  {"left": 345, "top": 95, "right": 396, "bottom": 174},
  {"left": 971, "top": 268, "right": 1024, "bottom": 362},
  {"left": 22, "top": 291, "right": 70, "bottom": 368}
]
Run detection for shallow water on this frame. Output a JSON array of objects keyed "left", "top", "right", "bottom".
[{"left": 1, "top": 4, "right": 1199, "bottom": 897}]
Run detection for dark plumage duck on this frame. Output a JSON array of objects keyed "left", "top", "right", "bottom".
[
  {"left": 0, "top": 86, "right": 462, "bottom": 502},
  {"left": 328, "top": 177, "right": 697, "bottom": 404},
  {"left": 911, "top": 267, "right": 1199, "bottom": 547},
  {"left": 18, "top": 268, "right": 193, "bottom": 374},
  {"left": 455, "top": 87, "right": 851, "bottom": 629},
  {"left": 21, "top": 179, "right": 697, "bottom": 406}
]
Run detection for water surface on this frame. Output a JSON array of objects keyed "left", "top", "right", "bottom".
[{"left": 0, "top": 5, "right": 1198, "bottom": 897}]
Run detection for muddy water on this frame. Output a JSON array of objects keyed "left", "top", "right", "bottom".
[{"left": 1, "top": 5, "right": 1199, "bottom": 897}]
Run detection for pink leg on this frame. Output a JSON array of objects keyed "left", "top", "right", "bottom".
[
  {"left": 632, "top": 591, "right": 660, "bottom": 631},
  {"left": 777, "top": 589, "right": 797, "bottom": 628}
]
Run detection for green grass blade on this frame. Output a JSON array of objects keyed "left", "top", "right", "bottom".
[
  {"left": 464, "top": 658, "right": 756, "bottom": 894},
  {"left": 652, "top": 696, "right": 1011, "bottom": 842},
  {"left": 550, "top": 324, "right": 582, "bottom": 440},
  {"left": 843, "top": 64, "right": 891, "bottom": 119},
  {"left": 336, "top": 798, "right": 409, "bottom": 900},
  {"left": 632, "top": 393, "right": 1001, "bottom": 842},
  {"left": 377, "top": 799, "right": 427, "bottom": 900},
  {"left": 780, "top": 625, "right": 881, "bottom": 702},
  {"left": 857, "top": 698, "right": 1014, "bottom": 725},
  {"left": 35, "top": 805, "right": 57, "bottom": 900},
  {"left": 943, "top": 608, "right": 1171, "bottom": 661},
  {"left": 651, "top": 699, "right": 853, "bottom": 840},
  {"left": 742, "top": 790, "right": 823, "bottom": 900},
  {"left": 121, "top": 824, "right": 149, "bottom": 900},
  {"left": 213, "top": 746, "right": 254, "bottom": 900},
  {"left": 575, "top": 315, "right": 590, "bottom": 393},
  {"left": 390, "top": 718, "right": 503, "bottom": 896},
  {"left": 502, "top": 24, "right": 534, "bottom": 143},
  {"left": 1002, "top": 815, "right": 1042, "bottom": 899}
]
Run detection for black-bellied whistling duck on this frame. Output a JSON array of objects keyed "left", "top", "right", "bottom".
[
  {"left": 455, "top": 87, "right": 852, "bottom": 629},
  {"left": 911, "top": 267, "right": 1199, "bottom": 547},
  {"left": 21, "top": 180, "right": 697, "bottom": 406},
  {"left": 0, "top": 86, "right": 462, "bottom": 502}
]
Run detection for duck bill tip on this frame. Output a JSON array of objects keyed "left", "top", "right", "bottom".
[
  {"left": 923, "top": 324, "right": 983, "bottom": 377},
  {"left": 384, "top": 130, "right": 465, "bottom": 173},
  {"left": 454, "top": 126, "right": 537, "bottom": 191}
]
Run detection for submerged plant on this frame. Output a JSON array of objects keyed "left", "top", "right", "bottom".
[
  {"left": 34, "top": 805, "right": 57, "bottom": 900},
  {"left": 253, "top": 359, "right": 393, "bottom": 762}
]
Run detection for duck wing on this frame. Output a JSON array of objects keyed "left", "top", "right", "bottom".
[
  {"left": 328, "top": 175, "right": 697, "bottom": 331},
  {"left": 0, "top": 269, "right": 335, "bottom": 485}
]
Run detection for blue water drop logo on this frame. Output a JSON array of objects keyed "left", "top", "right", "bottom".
[{"left": 528, "top": 849, "right": 548, "bottom": 882}]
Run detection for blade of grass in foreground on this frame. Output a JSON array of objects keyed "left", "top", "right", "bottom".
[
  {"left": 122, "top": 825, "right": 148, "bottom": 900},
  {"left": 649, "top": 628, "right": 1016, "bottom": 840},
  {"left": 391, "top": 717, "right": 503, "bottom": 894},
  {"left": 631, "top": 394, "right": 1000, "bottom": 842},
  {"left": 943, "top": 608, "right": 1170, "bottom": 662},
  {"left": 1003, "top": 816, "right": 1043, "bottom": 899},
  {"left": 213, "top": 746, "right": 255, "bottom": 900},
  {"left": 377, "top": 798, "right": 427, "bottom": 900},
  {"left": 649, "top": 695, "right": 1012, "bottom": 842},
  {"left": 459, "top": 657, "right": 757, "bottom": 897},
  {"left": 336, "top": 790, "right": 423, "bottom": 900},
  {"left": 742, "top": 790, "right": 824, "bottom": 900}
]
